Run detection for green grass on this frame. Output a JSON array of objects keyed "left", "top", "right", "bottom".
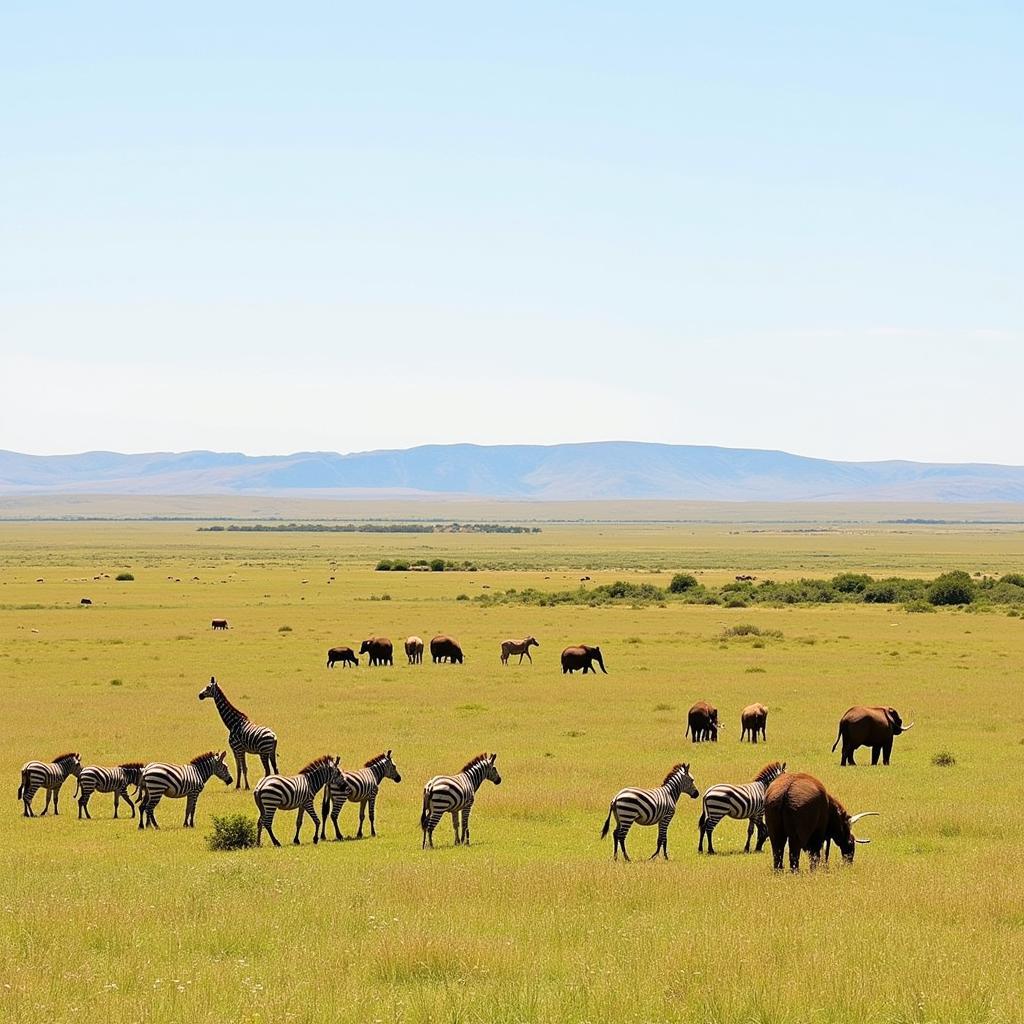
[{"left": 2, "top": 519, "right": 1024, "bottom": 1023}]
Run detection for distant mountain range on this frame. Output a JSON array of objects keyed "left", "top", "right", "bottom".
[{"left": 2, "top": 443, "right": 1024, "bottom": 502}]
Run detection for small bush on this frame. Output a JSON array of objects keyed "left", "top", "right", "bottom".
[
  {"left": 932, "top": 752, "right": 956, "bottom": 768},
  {"left": 668, "top": 573, "right": 699, "bottom": 593},
  {"left": 1000, "top": 573, "right": 1024, "bottom": 588},
  {"left": 375, "top": 559, "right": 392, "bottom": 571},
  {"left": 430, "top": 558, "right": 446, "bottom": 572},
  {"left": 745, "top": 666, "right": 766, "bottom": 673},
  {"left": 206, "top": 813, "right": 258, "bottom": 851},
  {"left": 904, "top": 599, "right": 936, "bottom": 614},
  {"left": 928, "top": 571, "right": 976, "bottom": 606},
  {"left": 390, "top": 560, "right": 411, "bottom": 572},
  {"left": 832, "top": 572, "right": 872, "bottom": 594},
  {"left": 456, "top": 593, "right": 470, "bottom": 601},
  {"left": 278, "top": 625, "right": 292, "bottom": 632},
  {"left": 115, "top": 572, "right": 134, "bottom": 582},
  {"left": 725, "top": 598, "right": 748, "bottom": 608},
  {"left": 110, "top": 678, "right": 123, "bottom": 686},
  {"left": 721, "top": 624, "right": 783, "bottom": 639}
]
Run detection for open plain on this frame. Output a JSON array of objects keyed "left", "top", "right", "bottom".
[{"left": 3, "top": 511, "right": 1024, "bottom": 1024}]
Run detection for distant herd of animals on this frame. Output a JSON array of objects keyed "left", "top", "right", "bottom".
[{"left": 17, "top": 652, "right": 914, "bottom": 868}]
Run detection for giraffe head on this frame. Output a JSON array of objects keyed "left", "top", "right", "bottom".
[{"left": 198, "top": 676, "right": 219, "bottom": 701}]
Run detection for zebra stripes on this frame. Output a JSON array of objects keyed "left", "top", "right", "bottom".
[
  {"left": 421, "top": 753, "right": 501, "bottom": 848},
  {"left": 322, "top": 750, "right": 402, "bottom": 841},
  {"left": 253, "top": 755, "right": 341, "bottom": 846},
  {"left": 698, "top": 761, "right": 787, "bottom": 854},
  {"left": 601, "top": 763, "right": 699, "bottom": 861},
  {"left": 18, "top": 753, "right": 81, "bottom": 817},
  {"left": 76, "top": 763, "right": 144, "bottom": 819},
  {"left": 137, "top": 751, "right": 233, "bottom": 829},
  {"left": 198, "top": 677, "right": 279, "bottom": 789}
]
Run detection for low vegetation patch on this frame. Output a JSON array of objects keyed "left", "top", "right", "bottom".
[
  {"left": 932, "top": 751, "right": 957, "bottom": 767},
  {"left": 115, "top": 572, "right": 135, "bottom": 581},
  {"left": 206, "top": 813, "right": 258, "bottom": 851},
  {"left": 720, "top": 624, "right": 784, "bottom": 639}
]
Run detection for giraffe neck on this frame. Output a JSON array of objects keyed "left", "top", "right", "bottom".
[{"left": 212, "top": 686, "right": 247, "bottom": 731}]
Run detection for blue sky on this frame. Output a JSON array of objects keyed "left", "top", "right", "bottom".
[{"left": 1, "top": 3, "right": 1021, "bottom": 462}]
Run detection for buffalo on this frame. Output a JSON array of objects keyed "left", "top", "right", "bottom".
[
  {"left": 832, "top": 706, "right": 914, "bottom": 766},
  {"left": 685, "top": 701, "right": 718, "bottom": 743},
  {"left": 327, "top": 646, "right": 359, "bottom": 669},
  {"left": 430, "top": 635, "right": 464, "bottom": 664},
  {"left": 211, "top": 619, "right": 229, "bottom": 630}
]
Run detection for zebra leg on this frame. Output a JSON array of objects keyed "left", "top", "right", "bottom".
[
  {"left": 461, "top": 807, "right": 471, "bottom": 846},
  {"left": 616, "top": 827, "right": 631, "bottom": 862},
  {"left": 78, "top": 789, "right": 89, "bottom": 819},
  {"left": 308, "top": 802, "right": 322, "bottom": 845},
  {"left": 264, "top": 812, "right": 281, "bottom": 847},
  {"left": 525, "top": 650, "right": 532, "bottom": 663},
  {"left": 122, "top": 789, "right": 137, "bottom": 819},
  {"left": 754, "top": 817, "right": 768, "bottom": 852},
  {"left": 705, "top": 820, "right": 717, "bottom": 855},
  {"left": 40, "top": 788, "right": 52, "bottom": 817},
  {"left": 451, "top": 811, "right": 460, "bottom": 844},
  {"left": 745, "top": 818, "right": 755, "bottom": 853},
  {"left": 294, "top": 806, "right": 305, "bottom": 845},
  {"left": 357, "top": 801, "right": 366, "bottom": 839},
  {"left": 369, "top": 796, "right": 377, "bottom": 837},
  {"left": 184, "top": 794, "right": 198, "bottom": 827}
]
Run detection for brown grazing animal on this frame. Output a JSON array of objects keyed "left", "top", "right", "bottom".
[
  {"left": 501, "top": 636, "right": 539, "bottom": 665},
  {"left": 430, "top": 635, "right": 464, "bottom": 664},
  {"left": 832, "top": 706, "right": 914, "bottom": 766},
  {"left": 685, "top": 701, "right": 718, "bottom": 743},
  {"left": 764, "top": 772, "right": 877, "bottom": 871},
  {"left": 326, "top": 646, "right": 359, "bottom": 668},
  {"left": 359, "top": 637, "right": 393, "bottom": 666},
  {"left": 211, "top": 619, "right": 229, "bottom": 630},
  {"left": 80, "top": 598, "right": 92, "bottom": 606},
  {"left": 560, "top": 645, "right": 607, "bottom": 674},
  {"left": 740, "top": 703, "right": 768, "bottom": 743},
  {"left": 405, "top": 636, "right": 424, "bottom": 664}
]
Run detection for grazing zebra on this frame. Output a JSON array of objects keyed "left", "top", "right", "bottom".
[
  {"left": 137, "top": 751, "right": 232, "bottom": 830},
  {"left": 198, "top": 676, "right": 278, "bottom": 789},
  {"left": 253, "top": 755, "right": 341, "bottom": 846},
  {"left": 698, "top": 761, "right": 787, "bottom": 854},
  {"left": 322, "top": 749, "right": 402, "bottom": 840},
  {"left": 420, "top": 753, "right": 501, "bottom": 848},
  {"left": 600, "top": 763, "right": 699, "bottom": 861},
  {"left": 18, "top": 752, "right": 82, "bottom": 817},
  {"left": 500, "top": 636, "right": 540, "bottom": 665},
  {"left": 76, "top": 762, "right": 144, "bottom": 819}
]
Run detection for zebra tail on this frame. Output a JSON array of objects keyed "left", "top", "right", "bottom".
[
  {"left": 74, "top": 778, "right": 81, "bottom": 798},
  {"left": 831, "top": 725, "right": 843, "bottom": 753},
  {"left": 600, "top": 804, "right": 613, "bottom": 839}
]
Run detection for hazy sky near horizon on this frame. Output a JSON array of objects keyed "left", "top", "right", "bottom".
[{"left": 2, "top": 3, "right": 1021, "bottom": 464}]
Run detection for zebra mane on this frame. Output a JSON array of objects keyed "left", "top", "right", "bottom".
[
  {"left": 365, "top": 752, "right": 390, "bottom": 768},
  {"left": 662, "top": 763, "right": 689, "bottom": 786},
  {"left": 119, "top": 761, "right": 145, "bottom": 771},
  {"left": 299, "top": 755, "right": 336, "bottom": 775},
  {"left": 53, "top": 752, "right": 79, "bottom": 763},
  {"left": 190, "top": 751, "right": 221, "bottom": 766},
  {"left": 461, "top": 753, "right": 491, "bottom": 773},
  {"left": 753, "top": 762, "right": 784, "bottom": 785}
]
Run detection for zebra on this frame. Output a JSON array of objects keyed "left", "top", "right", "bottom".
[
  {"left": 321, "top": 749, "right": 402, "bottom": 841},
  {"left": 698, "top": 760, "right": 787, "bottom": 855},
  {"left": 500, "top": 636, "right": 540, "bottom": 665},
  {"left": 76, "top": 762, "right": 144, "bottom": 819},
  {"left": 137, "top": 751, "right": 232, "bottom": 829},
  {"left": 600, "top": 763, "right": 699, "bottom": 861},
  {"left": 198, "top": 676, "right": 278, "bottom": 789},
  {"left": 420, "top": 753, "right": 501, "bottom": 848},
  {"left": 253, "top": 755, "right": 341, "bottom": 846},
  {"left": 18, "top": 752, "right": 82, "bottom": 817}
]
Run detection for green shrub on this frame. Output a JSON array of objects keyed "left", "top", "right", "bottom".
[
  {"left": 456, "top": 593, "right": 470, "bottom": 601},
  {"left": 1000, "top": 573, "right": 1024, "bottom": 588},
  {"left": 927, "top": 571, "right": 976, "bottom": 606},
  {"left": 832, "top": 573, "right": 872, "bottom": 594},
  {"left": 932, "top": 752, "right": 956, "bottom": 768},
  {"left": 375, "top": 559, "right": 392, "bottom": 571},
  {"left": 390, "top": 560, "right": 411, "bottom": 572},
  {"left": 115, "top": 572, "right": 134, "bottom": 581},
  {"left": 430, "top": 558, "right": 446, "bottom": 572},
  {"left": 721, "top": 624, "right": 783, "bottom": 639},
  {"left": 206, "top": 813, "right": 258, "bottom": 851},
  {"left": 725, "top": 598, "right": 748, "bottom": 608},
  {"left": 278, "top": 625, "right": 292, "bottom": 632},
  {"left": 668, "top": 573, "right": 699, "bottom": 593},
  {"left": 903, "top": 599, "right": 936, "bottom": 614}
]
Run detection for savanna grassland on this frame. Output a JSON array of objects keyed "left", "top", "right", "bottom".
[{"left": 3, "top": 512, "right": 1024, "bottom": 1024}]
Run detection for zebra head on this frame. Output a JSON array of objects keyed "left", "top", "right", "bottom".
[
  {"left": 55, "top": 752, "right": 82, "bottom": 777},
  {"left": 380, "top": 750, "right": 402, "bottom": 784},
  {"left": 208, "top": 751, "right": 232, "bottom": 786},
  {"left": 484, "top": 753, "right": 501, "bottom": 786},
  {"left": 664, "top": 763, "right": 698, "bottom": 800},
  {"left": 198, "top": 676, "right": 219, "bottom": 701}
]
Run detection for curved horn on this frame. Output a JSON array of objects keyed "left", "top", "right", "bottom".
[
  {"left": 901, "top": 721, "right": 915, "bottom": 731},
  {"left": 849, "top": 811, "right": 879, "bottom": 825},
  {"left": 855, "top": 837, "right": 871, "bottom": 844}
]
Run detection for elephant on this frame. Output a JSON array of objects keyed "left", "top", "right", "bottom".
[
  {"left": 685, "top": 701, "right": 718, "bottom": 743},
  {"left": 764, "top": 772, "right": 877, "bottom": 872},
  {"left": 359, "top": 637, "right": 393, "bottom": 666},
  {"left": 560, "top": 645, "right": 607, "bottom": 674},
  {"left": 430, "top": 635, "right": 464, "bottom": 664},
  {"left": 740, "top": 702, "right": 768, "bottom": 743},
  {"left": 832, "top": 706, "right": 914, "bottom": 766},
  {"left": 326, "top": 646, "right": 358, "bottom": 668}
]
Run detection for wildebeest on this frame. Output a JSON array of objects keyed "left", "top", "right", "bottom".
[
  {"left": 405, "top": 636, "right": 424, "bottom": 664},
  {"left": 501, "top": 636, "right": 539, "bottom": 665},
  {"left": 685, "top": 701, "right": 718, "bottom": 742},
  {"left": 764, "top": 772, "right": 877, "bottom": 871},
  {"left": 740, "top": 702, "right": 768, "bottom": 743},
  {"left": 211, "top": 619, "right": 229, "bottom": 630},
  {"left": 430, "top": 635, "right": 464, "bottom": 663},
  {"left": 359, "top": 637, "right": 393, "bottom": 666},
  {"left": 80, "top": 598, "right": 92, "bottom": 606},
  {"left": 832, "top": 706, "right": 914, "bottom": 766},
  {"left": 326, "top": 646, "right": 359, "bottom": 669}
]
